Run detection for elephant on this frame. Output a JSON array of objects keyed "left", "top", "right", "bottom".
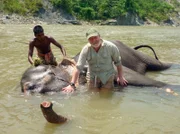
[
  {"left": 20, "top": 40, "right": 175, "bottom": 94},
  {"left": 20, "top": 40, "right": 179, "bottom": 124}
]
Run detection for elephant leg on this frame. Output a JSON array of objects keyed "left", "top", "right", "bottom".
[{"left": 40, "top": 101, "right": 67, "bottom": 124}]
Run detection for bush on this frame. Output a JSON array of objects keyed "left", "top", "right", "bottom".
[
  {"left": 80, "top": 7, "right": 96, "bottom": 20},
  {"left": 1, "top": 0, "right": 177, "bottom": 23},
  {"left": 2, "top": 0, "right": 42, "bottom": 15},
  {"left": 50, "top": 0, "right": 73, "bottom": 13}
]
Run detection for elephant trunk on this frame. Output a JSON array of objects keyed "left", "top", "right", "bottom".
[{"left": 40, "top": 101, "right": 67, "bottom": 124}]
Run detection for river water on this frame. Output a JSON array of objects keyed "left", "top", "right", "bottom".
[{"left": 0, "top": 24, "right": 180, "bottom": 134}]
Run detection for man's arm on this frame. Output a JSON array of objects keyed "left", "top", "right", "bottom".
[
  {"left": 116, "top": 65, "right": 128, "bottom": 86},
  {"left": 62, "top": 67, "right": 80, "bottom": 93},
  {"left": 50, "top": 37, "right": 66, "bottom": 56},
  {"left": 62, "top": 45, "right": 88, "bottom": 93},
  {"left": 28, "top": 42, "right": 34, "bottom": 65},
  {"left": 110, "top": 44, "right": 128, "bottom": 86}
]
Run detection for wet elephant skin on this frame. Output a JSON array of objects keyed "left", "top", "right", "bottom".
[{"left": 21, "top": 40, "right": 174, "bottom": 93}]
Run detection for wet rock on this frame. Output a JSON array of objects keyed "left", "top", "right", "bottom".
[{"left": 100, "top": 19, "right": 118, "bottom": 25}]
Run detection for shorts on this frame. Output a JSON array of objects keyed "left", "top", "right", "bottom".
[
  {"left": 37, "top": 51, "right": 57, "bottom": 66},
  {"left": 86, "top": 74, "right": 114, "bottom": 91}
]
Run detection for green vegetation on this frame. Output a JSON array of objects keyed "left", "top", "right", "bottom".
[
  {"left": 50, "top": 0, "right": 175, "bottom": 23},
  {"left": 0, "top": 0, "right": 178, "bottom": 23},
  {"left": 0, "top": 0, "right": 43, "bottom": 15}
]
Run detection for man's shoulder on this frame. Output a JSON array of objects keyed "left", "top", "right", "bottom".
[
  {"left": 29, "top": 38, "right": 36, "bottom": 45},
  {"left": 82, "top": 44, "right": 90, "bottom": 51},
  {"left": 46, "top": 36, "right": 56, "bottom": 42},
  {"left": 103, "top": 40, "right": 116, "bottom": 47},
  {"left": 79, "top": 44, "right": 91, "bottom": 55},
  {"left": 43, "top": 35, "right": 51, "bottom": 40},
  {"left": 45, "top": 35, "right": 52, "bottom": 38}
]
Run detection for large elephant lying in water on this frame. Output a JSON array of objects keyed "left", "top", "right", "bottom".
[
  {"left": 21, "top": 40, "right": 178, "bottom": 124},
  {"left": 20, "top": 40, "right": 174, "bottom": 94}
]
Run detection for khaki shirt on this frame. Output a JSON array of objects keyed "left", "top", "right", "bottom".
[{"left": 76, "top": 40, "right": 121, "bottom": 84}]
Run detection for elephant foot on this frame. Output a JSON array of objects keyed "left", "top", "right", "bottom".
[{"left": 40, "top": 101, "right": 67, "bottom": 124}]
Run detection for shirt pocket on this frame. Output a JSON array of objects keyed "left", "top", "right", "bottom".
[
  {"left": 103, "top": 46, "right": 110, "bottom": 57},
  {"left": 102, "top": 49, "right": 108, "bottom": 58}
]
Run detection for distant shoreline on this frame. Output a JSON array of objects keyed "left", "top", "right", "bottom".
[{"left": 0, "top": 13, "right": 179, "bottom": 27}]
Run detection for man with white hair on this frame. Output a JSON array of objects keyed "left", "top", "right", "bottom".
[{"left": 62, "top": 28, "right": 128, "bottom": 93}]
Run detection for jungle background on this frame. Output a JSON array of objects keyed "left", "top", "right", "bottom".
[{"left": 0, "top": 0, "right": 180, "bottom": 25}]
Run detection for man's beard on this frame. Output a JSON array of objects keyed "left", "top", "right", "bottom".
[{"left": 91, "top": 40, "right": 101, "bottom": 48}]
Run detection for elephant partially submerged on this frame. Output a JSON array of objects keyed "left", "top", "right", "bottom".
[
  {"left": 21, "top": 40, "right": 178, "bottom": 124},
  {"left": 21, "top": 40, "right": 174, "bottom": 94}
]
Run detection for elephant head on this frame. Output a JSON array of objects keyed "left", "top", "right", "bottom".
[{"left": 20, "top": 58, "right": 76, "bottom": 94}]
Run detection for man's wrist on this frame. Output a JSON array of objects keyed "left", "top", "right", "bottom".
[{"left": 70, "top": 82, "right": 76, "bottom": 89}]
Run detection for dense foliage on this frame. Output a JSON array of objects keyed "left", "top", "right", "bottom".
[
  {"left": 0, "top": 0, "right": 43, "bottom": 15},
  {"left": 1, "top": 0, "right": 179, "bottom": 23},
  {"left": 50, "top": 0, "right": 176, "bottom": 22}
]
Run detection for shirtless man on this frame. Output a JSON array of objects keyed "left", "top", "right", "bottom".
[{"left": 28, "top": 25, "right": 66, "bottom": 66}]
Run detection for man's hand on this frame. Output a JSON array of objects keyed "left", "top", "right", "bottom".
[
  {"left": 117, "top": 76, "right": 128, "bottom": 86},
  {"left": 62, "top": 85, "right": 75, "bottom": 93}
]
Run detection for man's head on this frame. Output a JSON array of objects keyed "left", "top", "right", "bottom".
[
  {"left": 86, "top": 28, "right": 100, "bottom": 40},
  {"left": 33, "top": 25, "right": 44, "bottom": 36},
  {"left": 86, "top": 28, "right": 101, "bottom": 48}
]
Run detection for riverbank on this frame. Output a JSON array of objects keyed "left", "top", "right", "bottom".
[
  {"left": 0, "top": 12, "right": 179, "bottom": 27},
  {"left": 1, "top": 0, "right": 180, "bottom": 26},
  {"left": 0, "top": 13, "right": 44, "bottom": 24}
]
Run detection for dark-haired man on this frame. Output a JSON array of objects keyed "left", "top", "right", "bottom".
[{"left": 28, "top": 25, "right": 66, "bottom": 66}]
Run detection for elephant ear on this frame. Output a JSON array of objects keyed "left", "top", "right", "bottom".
[
  {"left": 59, "top": 58, "right": 76, "bottom": 67},
  {"left": 58, "top": 58, "right": 76, "bottom": 79}
]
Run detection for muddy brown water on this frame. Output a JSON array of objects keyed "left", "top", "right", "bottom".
[{"left": 0, "top": 24, "right": 180, "bottom": 134}]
